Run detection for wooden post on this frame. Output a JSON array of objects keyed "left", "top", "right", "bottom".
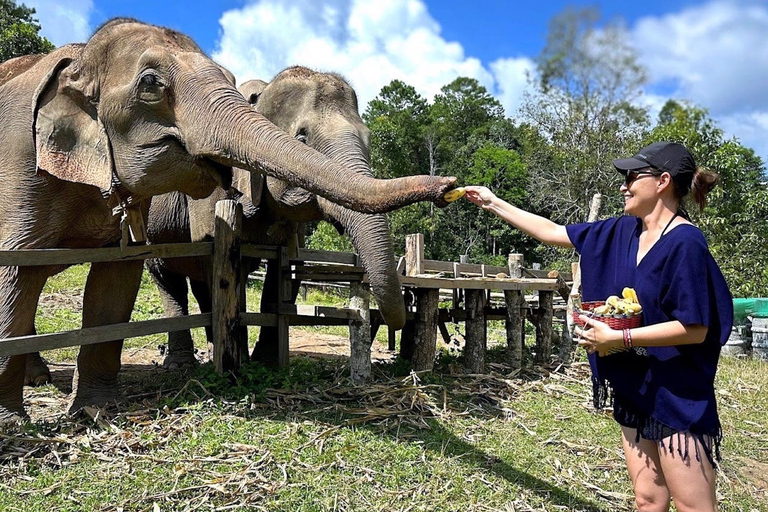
[
  {"left": 412, "top": 288, "right": 439, "bottom": 371},
  {"left": 400, "top": 289, "right": 416, "bottom": 360},
  {"left": 388, "top": 328, "right": 397, "bottom": 351},
  {"left": 349, "top": 281, "right": 372, "bottom": 384},
  {"left": 508, "top": 254, "right": 523, "bottom": 279},
  {"left": 504, "top": 290, "right": 524, "bottom": 370},
  {"left": 464, "top": 289, "right": 486, "bottom": 373},
  {"left": 238, "top": 264, "right": 249, "bottom": 362},
  {"left": 405, "top": 233, "right": 424, "bottom": 276},
  {"left": 536, "top": 290, "right": 554, "bottom": 363},
  {"left": 212, "top": 199, "right": 243, "bottom": 375},
  {"left": 275, "top": 246, "right": 291, "bottom": 367}
]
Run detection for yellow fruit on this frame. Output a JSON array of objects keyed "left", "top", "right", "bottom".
[
  {"left": 593, "top": 305, "right": 611, "bottom": 315},
  {"left": 444, "top": 187, "right": 466, "bottom": 202},
  {"left": 622, "top": 287, "right": 639, "bottom": 304},
  {"left": 624, "top": 302, "right": 643, "bottom": 314},
  {"left": 606, "top": 295, "right": 621, "bottom": 309}
]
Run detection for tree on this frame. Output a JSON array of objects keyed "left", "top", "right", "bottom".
[
  {"left": 1, "top": 0, "right": 54, "bottom": 62},
  {"left": 520, "top": 7, "right": 649, "bottom": 228},
  {"left": 649, "top": 101, "right": 768, "bottom": 297}
]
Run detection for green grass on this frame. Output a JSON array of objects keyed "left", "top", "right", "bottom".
[{"left": 2, "top": 266, "right": 766, "bottom": 511}]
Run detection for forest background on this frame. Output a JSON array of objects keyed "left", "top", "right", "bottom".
[{"left": 4, "top": 1, "right": 767, "bottom": 297}]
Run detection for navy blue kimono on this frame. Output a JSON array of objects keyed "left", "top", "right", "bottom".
[{"left": 566, "top": 216, "right": 733, "bottom": 466}]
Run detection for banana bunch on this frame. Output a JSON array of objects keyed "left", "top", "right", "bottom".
[{"left": 592, "top": 287, "right": 642, "bottom": 316}]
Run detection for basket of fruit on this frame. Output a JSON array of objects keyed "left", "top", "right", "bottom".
[{"left": 573, "top": 287, "right": 643, "bottom": 330}]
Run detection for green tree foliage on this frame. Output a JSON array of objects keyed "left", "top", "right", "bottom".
[
  {"left": 649, "top": 101, "right": 768, "bottom": 297},
  {"left": 304, "top": 221, "right": 353, "bottom": 253},
  {"left": 1, "top": 0, "right": 54, "bottom": 62},
  {"left": 521, "top": 7, "right": 649, "bottom": 226}
]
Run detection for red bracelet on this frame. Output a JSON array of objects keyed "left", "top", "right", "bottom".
[{"left": 623, "top": 328, "right": 633, "bottom": 348}]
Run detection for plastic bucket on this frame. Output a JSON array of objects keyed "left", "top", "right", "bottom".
[
  {"left": 722, "top": 325, "right": 749, "bottom": 356},
  {"left": 751, "top": 317, "right": 768, "bottom": 362}
]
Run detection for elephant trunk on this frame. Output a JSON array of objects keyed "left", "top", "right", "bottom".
[
  {"left": 319, "top": 197, "right": 406, "bottom": 329},
  {"left": 176, "top": 68, "right": 455, "bottom": 214}
]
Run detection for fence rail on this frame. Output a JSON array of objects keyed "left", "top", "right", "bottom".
[{"left": 0, "top": 201, "right": 568, "bottom": 378}]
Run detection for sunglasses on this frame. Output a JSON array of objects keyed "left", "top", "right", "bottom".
[{"left": 623, "top": 169, "right": 660, "bottom": 186}]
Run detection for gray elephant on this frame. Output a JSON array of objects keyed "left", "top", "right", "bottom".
[
  {"left": 0, "top": 19, "right": 456, "bottom": 423},
  {"left": 144, "top": 66, "right": 406, "bottom": 369}
]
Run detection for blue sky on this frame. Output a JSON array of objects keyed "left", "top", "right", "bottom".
[{"left": 25, "top": 0, "right": 768, "bottom": 162}]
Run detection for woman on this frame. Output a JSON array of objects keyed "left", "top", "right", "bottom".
[{"left": 464, "top": 141, "right": 732, "bottom": 512}]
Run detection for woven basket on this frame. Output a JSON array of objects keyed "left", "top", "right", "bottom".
[{"left": 573, "top": 301, "right": 643, "bottom": 330}]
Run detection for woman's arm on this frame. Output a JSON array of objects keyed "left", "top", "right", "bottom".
[
  {"left": 576, "top": 317, "right": 708, "bottom": 356},
  {"left": 464, "top": 186, "right": 573, "bottom": 247}
]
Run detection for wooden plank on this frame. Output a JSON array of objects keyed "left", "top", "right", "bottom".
[
  {"left": 277, "top": 304, "right": 363, "bottom": 322},
  {"left": 292, "top": 264, "right": 366, "bottom": 274},
  {"left": 241, "top": 244, "right": 279, "bottom": 260},
  {"left": 0, "top": 314, "right": 212, "bottom": 357},
  {"left": 297, "top": 248, "right": 357, "bottom": 265},
  {"left": 400, "top": 275, "right": 559, "bottom": 291},
  {"left": 212, "top": 200, "right": 244, "bottom": 374},
  {"left": 0, "top": 242, "right": 213, "bottom": 266},
  {"left": 239, "top": 312, "right": 278, "bottom": 327}
]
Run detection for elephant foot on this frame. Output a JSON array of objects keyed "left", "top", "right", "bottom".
[
  {"left": 250, "top": 342, "right": 279, "bottom": 366},
  {"left": 0, "top": 404, "right": 29, "bottom": 428},
  {"left": 25, "top": 353, "right": 52, "bottom": 387},
  {"left": 163, "top": 349, "right": 199, "bottom": 369},
  {"left": 67, "top": 389, "right": 125, "bottom": 416}
]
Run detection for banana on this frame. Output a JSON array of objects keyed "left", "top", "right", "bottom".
[
  {"left": 622, "top": 287, "right": 639, "bottom": 304},
  {"left": 443, "top": 187, "right": 466, "bottom": 202}
]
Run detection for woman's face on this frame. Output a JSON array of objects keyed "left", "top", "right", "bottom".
[{"left": 620, "top": 168, "right": 662, "bottom": 215}]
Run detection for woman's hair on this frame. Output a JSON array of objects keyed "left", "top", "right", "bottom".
[{"left": 671, "top": 167, "right": 719, "bottom": 212}]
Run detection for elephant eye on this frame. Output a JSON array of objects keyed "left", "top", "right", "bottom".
[
  {"left": 295, "top": 131, "right": 308, "bottom": 144},
  {"left": 138, "top": 73, "right": 165, "bottom": 103}
]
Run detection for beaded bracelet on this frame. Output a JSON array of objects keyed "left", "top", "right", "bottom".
[{"left": 623, "top": 328, "right": 633, "bottom": 348}]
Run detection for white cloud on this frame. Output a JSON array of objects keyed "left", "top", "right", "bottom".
[
  {"left": 632, "top": 0, "right": 768, "bottom": 159},
  {"left": 25, "top": 0, "right": 94, "bottom": 46},
  {"left": 490, "top": 57, "right": 536, "bottom": 119},
  {"left": 212, "top": 0, "right": 507, "bottom": 114}
]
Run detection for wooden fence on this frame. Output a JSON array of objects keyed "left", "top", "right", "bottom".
[{"left": 0, "top": 200, "right": 575, "bottom": 381}]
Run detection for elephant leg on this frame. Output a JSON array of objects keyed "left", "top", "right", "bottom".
[
  {"left": 251, "top": 258, "right": 301, "bottom": 365},
  {"left": 69, "top": 260, "right": 143, "bottom": 414},
  {"left": 0, "top": 266, "right": 48, "bottom": 423},
  {"left": 148, "top": 263, "right": 197, "bottom": 369},
  {"left": 189, "top": 278, "right": 213, "bottom": 343},
  {"left": 25, "top": 347, "right": 51, "bottom": 387}
]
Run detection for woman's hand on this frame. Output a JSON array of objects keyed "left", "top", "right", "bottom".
[
  {"left": 464, "top": 186, "right": 497, "bottom": 209},
  {"left": 575, "top": 316, "right": 623, "bottom": 356}
]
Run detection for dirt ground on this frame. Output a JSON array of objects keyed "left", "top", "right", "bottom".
[{"left": 25, "top": 328, "right": 396, "bottom": 423}]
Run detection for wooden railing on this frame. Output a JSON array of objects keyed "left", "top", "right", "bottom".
[{"left": 0, "top": 201, "right": 573, "bottom": 381}]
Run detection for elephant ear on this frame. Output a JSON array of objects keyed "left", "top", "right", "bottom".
[
  {"left": 238, "top": 79, "right": 268, "bottom": 106},
  {"left": 32, "top": 56, "right": 114, "bottom": 196}
]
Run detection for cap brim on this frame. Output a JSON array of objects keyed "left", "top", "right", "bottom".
[{"left": 612, "top": 157, "right": 650, "bottom": 173}]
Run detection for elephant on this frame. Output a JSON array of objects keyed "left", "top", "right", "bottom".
[
  {"left": 144, "top": 66, "right": 407, "bottom": 369},
  {"left": 0, "top": 18, "right": 457, "bottom": 423}
]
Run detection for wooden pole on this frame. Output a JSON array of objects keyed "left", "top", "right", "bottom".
[
  {"left": 464, "top": 289, "right": 486, "bottom": 373},
  {"left": 412, "top": 288, "right": 439, "bottom": 371},
  {"left": 536, "top": 290, "right": 554, "bottom": 363},
  {"left": 349, "top": 281, "right": 372, "bottom": 384},
  {"left": 212, "top": 199, "right": 243, "bottom": 375},
  {"left": 276, "top": 246, "right": 291, "bottom": 367},
  {"left": 504, "top": 290, "right": 524, "bottom": 370}
]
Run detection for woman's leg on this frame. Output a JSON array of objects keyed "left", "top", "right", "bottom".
[
  {"left": 657, "top": 433, "right": 717, "bottom": 512},
  {"left": 620, "top": 425, "right": 671, "bottom": 512}
]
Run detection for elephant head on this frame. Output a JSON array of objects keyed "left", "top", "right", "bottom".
[
  {"left": 236, "top": 67, "right": 407, "bottom": 329},
  {"left": 32, "top": 19, "right": 456, "bottom": 212}
]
